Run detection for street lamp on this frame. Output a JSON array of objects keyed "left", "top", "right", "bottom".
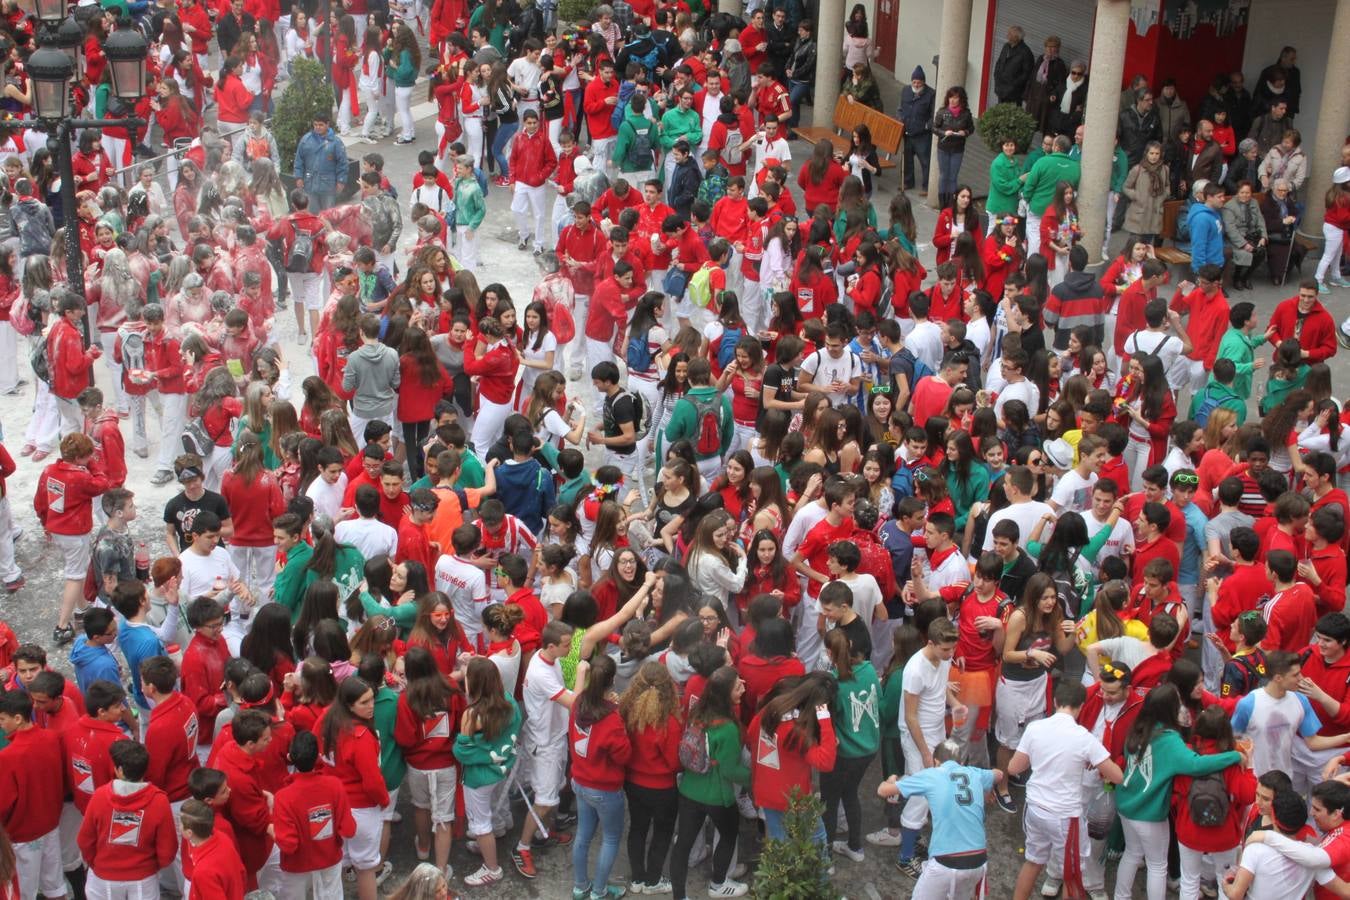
[
  {"left": 26, "top": 43, "right": 72, "bottom": 121},
  {"left": 55, "top": 15, "right": 84, "bottom": 80},
  {"left": 103, "top": 27, "right": 147, "bottom": 99}
]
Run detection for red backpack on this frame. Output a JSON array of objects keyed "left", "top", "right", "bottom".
[{"left": 691, "top": 395, "right": 722, "bottom": 456}]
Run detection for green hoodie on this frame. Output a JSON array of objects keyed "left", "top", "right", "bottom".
[
  {"left": 613, "top": 108, "right": 659, "bottom": 174},
  {"left": 678, "top": 718, "right": 749, "bottom": 807},
  {"left": 1188, "top": 379, "right": 1247, "bottom": 425},
  {"left": 663, "top": 385, "right": 733, "bottom": 461},
  {"left": 360, "top": 591, "right": 418, "bottom": 635},
  {"left": 454, "top": 175, "right": 485, "bottom": 230},
  {"left": 987, "top": 152, "right": 1023, "bottom": 217},
  {"left": 1215, "top": 326, "right": 1270, "bottom": 402},
  {"left": 372, "top": 684, "right": 407, "bottom": 790},
  {"left": 454, "top": 698, "right": 521, "bottom": 788},
  {"left": 558, "top": 472, "right": 593, "bottom": 508},
  {"left": 834, "top": 661, "right": 881, "bottom": 759},
  {"left": 1260, "top": 365, "right": 1309, "bottom": 416},
  {"left": 1116, "top": 728, "right": 1240, "bottom": 822},
  {"left": 272, "top": 542, "right": 315, "bottom": 619},
  {"left": 1022, "top": 152, "right": 1081, "bottom": 215},
  {"left": 1110, "top": 147, "right": 1130, "bottom": 193},
  {"left": 880, "top": 665, "right": 904, "bottom": 742},
  {"left": 276, "top": 544, "right": 366, "bottom": 622},
  {"left": 659, "top": 106, "right": 703, "bottom": 153},
  {"left": 456, "top": 449, "right": 487, "bottom": 489}
]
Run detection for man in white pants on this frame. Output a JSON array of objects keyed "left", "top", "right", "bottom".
[
  {"left": 144, "top": 303, "right": 189, "bottom": 485},
  {"left": 509, "top": 111, "right": 557, "bottom": 252}
]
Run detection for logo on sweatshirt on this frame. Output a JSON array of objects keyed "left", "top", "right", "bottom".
[
  {"left": 184, "top": 713, "right": 199, "bottom": 744},
  {"left": 109, "top": 810, "right": 145, "bottom": 846},
  {"left": 47, "top": 477, "right": 67, "bottom": 515},
  {"left": 308, "top": 804, "right": 335, "bottom": 840},
  {"left": 756, "top": 732, "right": 780, "bottom": 771},
  {"left": 573, "top": 724, "right": 591, "bottom": 759},
  {"left": 72, "top": 756, "right": 94, "bottom": 795},
  {"left": 425, "top": 711, "right": 450, "bottom": 740}
]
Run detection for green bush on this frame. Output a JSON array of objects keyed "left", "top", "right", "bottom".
[
  {"left": 557, "top": 0, "right": 594, "bottom": 24},
  {"left": 751, "top": 788, "right": 835, "bottom": 900},
  {"left": 978, "top": 102, "right": 1037, "bottom": 154},
  {"left": 272, "top": 59, "right": 334, "bottom": 175}
]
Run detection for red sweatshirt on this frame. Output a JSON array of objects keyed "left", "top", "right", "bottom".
[
  {"left": 748, "top": 709, "right": 838, "bottom": 812},
  {"left": 144, "top": 691, "right": 200, "bottom": 802},
  {"left": 1169, "top": 285, "right": 1230, "bottom": 368},
  {"left": 77, "top": 780, "right": 179, "bottom": 881},
  {"left": 570, "top": 706, "right": 632, "bottom": 792},
  {"left": 462, "top": 340, "right": 517, "bottom": 405},
  {"left": 558, "top": 221, "right": 607, "bottom": 296},
  {"left": 0, "top": 725, "right": 65, "bottom": 841},
  {"left": 394, "top": 695, "right": 457, "bottom": 770},
  {"left": 208, "top": 717, "right": 296, "bottom": 795},
  {"left": 584, "top": 276, "right": 630, "bottom": 344},
  {"left": 88, "top": 412, "right": 127, "bottom": 489},
  {"left": 65, "top": 716, "right": 125, "bottom": 813},
  {"left": 34, "top": 458, "right": 112, "bottom": 536},
  {"left": 738, "top": 654, "right": 805, "bottom": 726},
  {"left": 583, "top": 77, "right": 619, "bottom": 140},
  {"left": 220, "top": 470, "right": 285, "bottom": 547},
  {"left": 181, "top": 632, "right": 231, "bottom": 744},
  {"left": 186, "top": 831, "right": 247, "bottom": 900},
  {"left": 1262, "top": 583, "right": 1318, "bottom": 654},
  {"left": 47, "top": 316, "right": 97, "bottom": 399},
  {"left": 506, "top": 587, "right": 548, "bottom": 655},
  {"left": 215, "top": 740, "right": 275, "bottom": 887},
  {"left": 397, "top": 355, "right": 453, "bottom": 423},
  {"left": 1173, "top": 738, "right": 1255, "bottom": 852},
  {"left": 396, "top": 516, "right": 438, "bottom": 574},
  {"left": 796, "top": 161, "right": 847, "bottom": 213},
  {"left": 324, "top": 722, "right": 390, "bottom": 809},
  {"left": 625, "top": 714, "right": 681, "bottom": 789},
  {"left": 271, "top": 769, "right": 357, "bottom": 873}
]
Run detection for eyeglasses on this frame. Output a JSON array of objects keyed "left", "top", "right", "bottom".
[
  {"left": 1172, "top": 473, "right": 1200, "bottom": 485},
  {"left": 698, "top": 615, "right": 720, "bottom": 624},
  {"left": 870, "top": 384, "right": 892, "bottom": 395}
]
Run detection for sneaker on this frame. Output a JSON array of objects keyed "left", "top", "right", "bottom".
[
  {"left": 1199, "top": 881, "right": 1218, "bottom": 899},
  {"left": 592, "top": 887, "right": 627, "bottom": 900},
  {"left": 53, "top": 625, "right": 75, "bottom": 645},
  {"left": 574, "top": 889, "right": 592, "bottom": 900},
  {"left": 463, "top": 865, "right": 503, "bottom": 887},
  {"left": 465, "top": 838, "right": 482, "bottom": 855},
  {"left": 532, "top": 829, "right": 573, "bottom": 847},
  {"left": 555, "top": 813, "right": 578, "bottom": 831},
  {"left": 518, "top": 236, "right": 531, "bottom": 251},
  {"left": 1338, "top": 324, "right": 1350, "bottom": 350},
  {"left": 1332, "top": 277, "right": 1350, "bottom": 288},
  {"left": 896, "top": 858, "right": 924, "bottom": 878},
  {"left": 374, "top": 861, "right": 394, "bottom": 886},
  {"left": 707, "top": 881, "right": 748, "bottom": 898},
  {"left": 831, "top": 841, "right": 864, "bottom": 862},
  {"left": 645, "top": 878, "right": 672, "bottom": 894},
  {"left": 3, "top": 577, "right": 23, "bottom": 593},
  {"left": 995, "top": 792, "right": 1018, "bottom": 813},
  {"left": 18, "top": 444, "right": 34, "bottom": 456},
  {"left": 1089, "top": 892, "right": 1109, "bottom": 900},
  {"left": 133, "top": 447, "right": 149, "bottom": 459},
  {"left": 415, "top": 837, "right": 430, "bottom": 860},
  {"left": 511, "top": 846, "right": 537, "bottom": 879},
  {"left": 30, "top": 449, "right": 49, "bottom": 461},
  {"left": 150, "top": 469, "right": 175, "bottom": 486},
  {"left": 1320, "top": 281, "right": 1332, "bottom": 294},
  {"left": 736, "top": 793, "right": 758, "bottom": 820},
  {"left": 395, "top": 137, "right": 416, "bottom": 145},
  {"left": 342, "top": 866, "right": 356, "bottom": 883},
  {"left": 865, "top": 829, "right": 901, "bottom": 847},
  {"left": 1041, "top": 877, "right": 1062, "bottom": 897}
]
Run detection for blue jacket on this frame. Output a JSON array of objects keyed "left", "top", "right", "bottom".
[
  {"left": 1186, "top": 203, "right": 1225, "bottom": 271},
  {"left": 495, "top": 457, "right": 556, "bottom": 535},
  {"left": 70, "top": 637, "right": 122, "bottom": 696},
  {"left": 899, "top": 85, "right": 936, "bottom": 138},
  {"left": 293, "top": 129, "right": 349, "bottom": 195},
  {"left": 117, "top": 621, "right": 168, "bottom": 708}
]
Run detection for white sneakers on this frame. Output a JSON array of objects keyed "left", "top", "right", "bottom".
[{"left": 707, "top": 881, "right": 749, "bottom": 898}]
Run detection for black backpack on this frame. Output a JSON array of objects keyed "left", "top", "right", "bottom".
[
  {"left": 1187, "top": 772, "right": 1231, "bottom": 828},
  {"left": 286, "top": 222, "right": 315, "bottom": 273}
]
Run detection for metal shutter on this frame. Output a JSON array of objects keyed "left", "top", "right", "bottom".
[{"left": 988, "top": 0, "right": 1096, "bottom": 87}]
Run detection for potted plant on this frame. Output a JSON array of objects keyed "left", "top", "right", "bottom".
[
  {"left": 751, "top": 788, "right": 835, "bottom": 899},
  {"left": 978, "top": 102, "right": 1037, "bottom": 154},
  {"left": 271, "top": 58, "right": 356, "bottom": 198}
]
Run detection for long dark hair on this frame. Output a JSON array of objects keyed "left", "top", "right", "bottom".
[
  {"left": 320, "top": 677, "right": 375, "bottom": 759},
  {"left": 1038, "top": 511, "right": 1087, "bottom": 578},
  {"left": 240, "top": 602, "right": 295, "bottom": 675},
  {"left": 1137, "top": 354, "right": 1169, "bottom": 421},
  {"left": 464, "top": 656, "right": 514, "bottom": 740},
  {"left": 400, "top": 327, "right": 444, "bottom": 387},
  {"left": 292, "top": 581, "right": 340, "bottom": 660},
  {"left": 758, "top": 671, "right": 837, "bottom": 753},
  {"left": 404, "top": 645, "right": 455, "bottom": 719},
  {"left": 689, "top": 665, "right": 741, "bottom": 728},
  {"left": 1124, "top": 683, "right": 1182, "bottom": 759},
  {"left": 573, "top": 653, "right": 618, "bottom": 728},
  {"left": 941, "top": 429, "right": 977, "bottom": 482}
]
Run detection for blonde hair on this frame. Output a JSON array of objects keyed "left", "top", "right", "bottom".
[{"left": 618, "top": 660, "right": 680, "bottom": 732}]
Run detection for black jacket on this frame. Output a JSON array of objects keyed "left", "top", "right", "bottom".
[
  {"left": 667, "top": 157, "right": 702, "bottom": 218},
  {"left": 765, "top": 22, "right": 794, "bottom": 77},
  {"left": 899, "top": 84, "right": 935, "bottom": 138},
  {"left": 993, "top": 40, "right": 1035, "bottom": 105},
  {"left": 786, "top": 36, "right": 816, "bottom": 83},
  {"left": 1118, "top": 105, "right": 1163, "bottom": 166},
  {"left": 216, "top": 11, "right": 254, "bottom": 56},
  {"left": 998, "top": 549, "right": 1039, "bottom": 604}
]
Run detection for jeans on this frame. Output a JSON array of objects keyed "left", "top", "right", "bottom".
[
  {"left": 937, "top": 148, "right": 964, "bottom": 198},
  {"left": 402, "top": 419, "right": 432, "bottom": 482},
  {"left": 763, "top": 807, "right": 827, "bottom": 845},
  {"left": 309, "top": 190, "right": 337, "bottom": 212},
  {"left": 819, "top": 753, "right": 874, "bottom": 850},
  {"left": 903, "top": 134, "right": 931, "bottom": 189},
  {"left": 572, "top": 781, "right": 626, "bottom": 894},
  {"left": 669, "top": 796, "right": 738, "bottom": 897},
  {"left": 492, "top": 121, "right": 520, "bottom": 178},
  {"left": 788, "top": 80, "right": 811, "bottom": 128},
  {"left": 625, "top": 783, "right": 677, "bottom": 887}
]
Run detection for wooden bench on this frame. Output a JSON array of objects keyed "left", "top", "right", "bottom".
[
  {"left": 1154, "top": 199, "right": 1191, "bottom": 267},
  {"left": 792, "top": 94, "right": 905, "bottom": 180}
]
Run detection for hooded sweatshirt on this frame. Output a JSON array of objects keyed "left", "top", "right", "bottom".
[
  {"left": 570, "top": 704, "right": 632, "bottom": 792},
  {"left": 833, "top": 661, "right": 882, "bottom": 759},
  {"left": 663, "top": 384, "right": 733, "bottom": 462},
  {"left": 494, "top": 456, "right": 556, "bottom": 535},
  {"left": 271, "top": 769, "right": 357, "bottom": 873},
  {"left": 739, "top": 653, "right": 806, "bottom": 725},
  {"left": 625, "top": 713, "right": 682, "bottom": 789},
  {"left": 76, "top": 779, "right": 178, "bottom": 881},
  {"left": 453, "top": 698, "right": 521, "bottom": 788},
  {"left": 65, "top": 715, "right": 126, "bottom": 813},
  {"left": 1043, "top": 270, "right": 1106, "bottom": 347},
  {"left": 749, "top": 708, "right": 838, "bottom": 812},
  {"left": 342, "top": 340, "right": 401, "bottom": 419},
  {"left": 678, "top": 718, "right": 749, "bottom": 807},
  {"left": 613, "top": 106, "right": 658, "bottom": 174},
  {"left": 1116, "top": 727, "right": 1241, "bottom": 822},
  {"left": 143, "top": 690, "right": 200, "bottom": 802},
  {"left": 70, "top": 637, "right": 123, "bottom": 696}
]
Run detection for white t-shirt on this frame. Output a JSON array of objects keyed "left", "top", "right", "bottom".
[
  {"left": 1123, "top": 330, "right": 1186, "bottom": 385},
  {"left": 749, "top": 136, "right": 792, "bottom": 190},
  {"left": 901, "top": 650, "right": 951, "bottom": 745},
  {"left": 1231, "top": 688, "right": 1323, "bottom": 777},
  {"left": 801, "top": 347, "right": 863, "bottom": 406},
  {"left": 537, "top": 408, "right": 572, "bottom": 447},
  {"left": 334, "top": 517, "right": 399, "bottom": 562},
  {"left": 1237, "top": 842, "right": 1333, "bottom": 900},
  {"left": 906, "top": 321, "right": 944, "bottom": 374},
  {"left": 1092, "top": 637, "right": 1154, "bottom": 669},
  {"left": 306, "top": 474, "right": 348, "bottom": 522},
  {"left": 783, "top": 502, "right": 828, "bottom": 559},
  {"left": 489, "top": 641, "right": 522, "bottom": 696},
  {"left": 522, "top": 652, "right": 569, "bottom": 748},
  {"left": 506, "top": 57, "right": 542, "bottom": 99},
  {"left": 520, "top": 331, "right": 559, "bottom": 397},
  {"left": 837, "top": 573, "right": 882, "bottom": 625},
  {"left": 1086, "top": 510, "right": 1135, "bottom": 562},
  {"left": 179, "top": 546, "right": 238, "bottom": 601},
  {"left": 982, "top": 500, "right": 1055, "bottom": 551},
  {"left": 994, "top": 379, "right": 1042, "bottom": 422},
  {"left": 433, "top": 554, "right": 489, "bottom": 649},
  {"left": 1050, "top": 470, "right": 1098, "bottom": 515},
  {"left": 1018, "top": 711, "right": 1111, "bottom": 817}
]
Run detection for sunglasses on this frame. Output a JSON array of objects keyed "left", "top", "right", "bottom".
[
  {"left": 915, "top": 470, "right": 933, "bottom": 483},
  {"left": 1172, "top": 473, "right": 1200, "bottom": 485},
  {"left": 1101, "top": 663, "right": 1127, "bottom": 679},
  {"left": 1028, "top": 457, "right": 1043, "bottom": 465},
  {"left": 870, "top": 384, "right": 892, "bottom": 395}
]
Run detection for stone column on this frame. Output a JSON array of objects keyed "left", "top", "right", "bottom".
[
  {"left": 1299, "top": 0, "right": 1350, "bottom": 237},
  {"left": 813, "top": 0, "right": 845, "bottom": 126},
  {"left": 926, "top": 0, "right": 974, "bottom": 206},
  {"left": 1077, "top": 0, "right": 1131, "bottom": 264},
  {"left": 719, "top": 0, "right": 739, "bottom": 16}
]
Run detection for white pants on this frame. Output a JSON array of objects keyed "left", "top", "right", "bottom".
[
  {"left": 1318, "top": 222, "right": 1345, "bottom": 284},
  {"left": 911, "top": 858, "right": 987, "bottom": 900},
  {"left": 338, "top": 89, "right": 356, "bottom": 134},
  {"left": 349, "top": 409, "right": 398, "bottom": 449},
  {"left": 125, "top": 393, "right": 148, "bottom": 454},
  {"left": 277, "top": 863, "right": 343, "bottom": 900},
  {"left": 591, "top": 137, "right": 615, "bottom": 178},
  {"left": 605, "top": 446, "right": 649, "bottom": 506},
  {"left": 551, "top": 194, "right": 570, "bottom": 247},
  {"left": 740, "top": 277, "right": 763, "bottom": 334},
  {"left": 548, "top": 118, "right": 564, "bottom": 155},
  {"left": 229, "top": 544, "right": 277, "bottom": 599},
  {"left": 153, "top": 392, "right": 189, "bottom": 472},
  {"left": 1026, "top": 211, "right": 1043, "bottom": 258},
  {"left": 471, "top": 396, "right": 513, "bottom": 455},
  {"left": 1124, "top": 437, "right": 1150, "bottom": 491},
  {"left": 13, "top": 826, "right": 64, "bottom": 900},
  {"left": 26, "top": 377, "right": 61, "bottom": 452},
  {"left": 99, "top": 331, "right": 128, "bottom": 412},
  {"left": 0, "top": 318, "right": 17, "bottom": 393},
  {"left": 585, "top": 337, "right": 612, "bottom": 384},
  {"left": 728, "top": 421, "right": 757, "bottom": 457},
  {"left": 86, "top": 872, "right": 160, "bottom": 899},
  {"left": 1293, "top": 741, "right": 1346, "bottom": 797},
  {"left": 512, "top": 183, "right": 549, "bottom": 247},
  {"left": 204, "top": 444, "right": 232, "bottom": 493},
  {"left": 899, "top": 730, "right": 944, "bottom": 830},
  {"left": 361, "top": 88, "right": 383, "bottom": 138},
  {"left": 0, "top": 496, "right": 20, "bottom": 584},
  {"left": 1104, "top": 192, "right": 1119, "bottom": 255},
  {"left": 1201, "top": 593, "right": 1223, "bottom": 692},
  {"left": 1177, "top": 843, "right": 1236, "bottom": 900},
  {"left": 457, "top": 228, "right": 479, "bottom": 270},
  {"left": 662, "top": 151, "right": 678, "bottom": 186},
  {"left": 59, "top": 801, "right": 81, "bottom": 871},
  {"left": 1115, "top": 816, "right": 1170, "bottom": 900},
  {"left": 287, "top": 272, "right": 323, "bottom": 314},
  {"left": 566, "top": 295, "right": 590, "bottom": 372},
  {"left": 101, "top": 135, "right": 129, "bottom": 187},
  {"left": 791, "top": 588, "right": 824, "bottom": 672},
  {"left": 395, "top": 85, "right": 415, "bottom": 140},
  {"left": 463, "top": 118, "right": 485, "bottom": 170}
]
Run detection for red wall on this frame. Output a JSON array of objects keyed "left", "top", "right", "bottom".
[{"left": 1123, "top": 0, "right": 1250, "bottom": 118}]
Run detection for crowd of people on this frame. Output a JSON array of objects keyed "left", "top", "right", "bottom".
[{"left": 1, "top": 0, "right": 1350, "bottom": 899}]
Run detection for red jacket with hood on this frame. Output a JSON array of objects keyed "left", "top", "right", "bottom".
[
  {"left": 570, "top": 705, "right": 632, "bottom": 792},
  {"left": 1172, "top": 736, "right": 1256, "bottom": 852},
  {"left": 738, "top": 653, "right": 805, "bottom": 725},
  {"left": 748, "top": 709, "right": 838, "bottom": 812},
  {"left": 34, "top": 458, "right": 112, "bottom": 535},
  {"left": 64, "top": 715, "right": 126, "bottom": 813},
  {"left": 76, "top": 779, "right": 179, "bottom": 881},
  {"left": 48, "top": 316, "right": 98, "bottom": 399},
  {"left": 215, "top": 739, "right": 275, "bottom": 888},
  {"left": 143, "top": 690, "right": 200, "bottom": 802},
  {"left": 271, "top": 769, "right": 357, "bottom": 873}
]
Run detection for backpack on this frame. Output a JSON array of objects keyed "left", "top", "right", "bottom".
[
  {"left": 722, "top": 127, "right": 744, "bottom": 165},
  {"left": 625, "top": 330, "right": 654, "bottom": 374},
  {"left": 688, "top": 266, "right": 717, "bottom": 308},
  {"left": 182, "top": 412, "right": 231, "bottom": 457},
  {"left": 606, "top": 388, "right": 651, "bottom": 443},
  {"left": 1193, "top": 385, "right": 1222, "bottom": 427},
  {"left": 677, "top": 721, "right": 712, "bottom": 774},
  {"left": 286, "top": 222, "right": 315, "bottom": 273},
  {"left": 691, "top": 394, "right": 723, "bottom": 456},
  {"left": 1186, "top": 772, "right": 1231, "bottom": 828},
  {"left": 716, "top": 326, "right": 743, "bottom": 369},
  {"left": 119, "top": 328, "right": 146, "bottom": 375},
  {"left": 624, "top": 120, "right": 655, "bottom": 171},
  {"left": 29, "top": 337, "right": 49, "bottom": 384},
  {"left": 8, "top": 291, "right": 35, "bottom": 337}
]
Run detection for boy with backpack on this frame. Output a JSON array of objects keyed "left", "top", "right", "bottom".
[
  {"left": 1188, "top": 357, "right": 1248, "bottom": 425},
  {"left": 697, "top": 149, "right": 729, "bottom": 206},
  {"left": 587, "top": 361, "right": 650, "bottom": 504},
  {"left": 612, "top": 92, "right": 659, "bottom": 188},
  {"left": 266, "top": 189, "right": 329, "bottom": 344},
  {"left": 662, "top": 357, "right": 732, "bottom": 483}
]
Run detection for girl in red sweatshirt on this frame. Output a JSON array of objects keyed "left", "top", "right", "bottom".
[
  {"left": 281, "top": 655, "right": 339, "bottom": 735},
  {"left": 220, "top": 432, "right": 286, "bottom": 601},
  {"left": 461, "top": 316, "right": 518, "bottom": 458},
  {"left": 319, "top": 677, "right": 390, "bottom": 899},
  {"left": 737, "top": 617, "right": 805, "bottom": 726},
  {"left": 748, "top": 671, "right": 838, "bottom": 843},
  {"left": 619, "top": 660, "right": 683, "bottom": 895},
  {"left": 393, "top": 646, "right": 464, "bottom": 875},
  {"left": 569, "top": 654, "right": 633, "bottom": 900},
  {"left": 1173, "top": 705, "right": 1256, "bottom": 900}
]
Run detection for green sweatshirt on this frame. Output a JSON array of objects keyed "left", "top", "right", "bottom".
[
  {"left": 880, "top": 666, "right": 904, "bottom": 741},
  {"left": 613, "top": 108, "right": 659, "bottom": 174},
  {"left": 987, "top": 152, "right": 1023, "bottom": 217},
  {"left": 457, "top": 449, "right": 486, "bottom": 489},
  {"left": 1111, "top": 147, "right": 1130, "bottom": 193},
  {"left": 1215, "top": 326, "right": 1269, "bottom": 401},
  {"left": 453, "top": 698, "right": 521, "bottom": 788},
  {"left": 1261, "top": 365, "right": 1309, "bottom": 416},
  {"left": 679, "top": 718, "right": 749, "bottom": 807},
  {"left": 945, "top": 463, "right": 991, "bottom": 531},
  {"left": 1022, "top": 147, "right": 1047, "bottom": 176},
  {"left": 1022, "top": 152, "right": 1081, "bottom": 215},
  {"left": 360, "top": 591, "right": 418, "bottom": 634},
  {"left": 558, "top": 473, "right": 593, "bottom": 508},
  {"left": 1116, "top": 728, "right": 1240, "bottom": 822},
  {"left": 1188, "top": 379, "right": 1248, "bottom": 425},
  {"left": 276, "top": 545, "right": 367, "bottom": 622},
  {"left": 272, "top": 542, "right": 315, "bottom": 619},
  {"left": 373, "top": 684, "right": 407, "bottom": 790},
  {"left": 454, "top": 175, "right": 486, "bottom": 230},
  {"left": 659, "top": 106, "right": 703, "bottom": 153},
  {"left": 834, "top": 661, "right": 881, "bottom": 759},
  {"left": 832, "top": 205, "right": 877, "bottom": 245},
  {"left": 663, "top": 385, "right": 733, "bottom": 462}
]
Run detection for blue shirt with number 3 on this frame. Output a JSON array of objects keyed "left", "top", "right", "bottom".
[{"left": 897, "top": 760, "right": 995, "bottom": 858}]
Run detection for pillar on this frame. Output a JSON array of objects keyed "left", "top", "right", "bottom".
[
  {"left": 1077, "top": 0, "right": 1131, "bottom": 264},
  {"left": 718, "top": 0, "right": 738, "bottom": 15},
  {"left": 926, "top": 0, "right": 973, "bottom": 206},
  {"left": 813, "top": 0, "right": 844, "bottom": 126},
  {"left": 1299, "top": 0, "right": 1350, "bottom": 238}
]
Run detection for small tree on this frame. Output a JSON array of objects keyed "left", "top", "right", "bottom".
[
  {"left": 978, "top": 102, "right": 1037, "bottom": 154},
  {"left": 272, "top": 59, "right": 334, "bottom": 175},
  {"left": 751, "top": 788, "right": 835, "bottom": 900},
  {"left": 557, "top": 0, "right": 593, "bottom": 24}
]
